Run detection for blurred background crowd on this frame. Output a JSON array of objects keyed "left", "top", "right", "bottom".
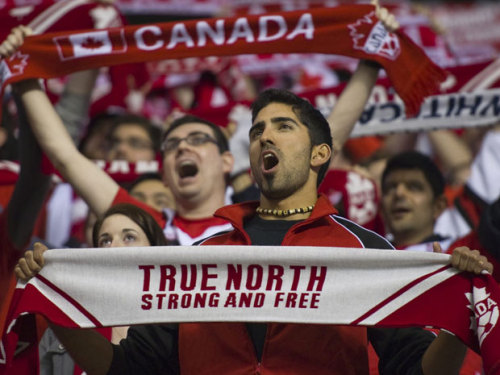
[{"left": 1, "top": 1, "right": 500, "bottom": 374}]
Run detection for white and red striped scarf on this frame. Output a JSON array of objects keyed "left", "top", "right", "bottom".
[
  {"left": 1, "top": 246, "right": 500, "bottom": 374},
  {"left": 0, "top": 4, "right": 445, "bottom": 117},
  {"left": 0, "top": 0, "right": 118, "bottom": 39}
]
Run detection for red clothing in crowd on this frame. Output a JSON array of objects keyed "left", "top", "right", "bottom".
[
  {"left": 190, "top": 196, "right": 391, "bottom": 375},
  {"left": 112, "top": 187, "right": 232, "bottom": 245}
]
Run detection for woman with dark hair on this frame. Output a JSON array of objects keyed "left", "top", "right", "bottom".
[
  {"left": 14, "top": 203, "right": 169, "bottom": 375},
  {"left": 16, "top": 203, "right": 168, "bottom": 279},
  {"left": 92, "top": 203, "right": 168, "bottom": 248}
]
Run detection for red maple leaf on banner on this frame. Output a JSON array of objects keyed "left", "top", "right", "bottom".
[
  {"left": 81, "top": 37, "right": 104, "bottom": 50},
  {"left": 348, "top": 11, "right": 400, "bottom": 61},
  {"left": 8, "top": 51, "right": 29, "bottom": 76}
]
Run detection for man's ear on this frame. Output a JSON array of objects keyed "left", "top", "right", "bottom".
[
  {"left": 221, "top": 151, "right": 235, "bottom": 175},
  {"left": 311, "top": 144, "right": 332, "bottom": 168},
  {"left": 433, "top": 194, "right": 448, "bottom": 220}
]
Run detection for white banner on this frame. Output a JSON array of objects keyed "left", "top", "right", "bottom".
[
  {"left": 4, "top": 245, "right": 500, "bottom": 371},
  {"left": 14, "top": 246, "right": 457, "bottom": 326},
  {"left": 343, "top": 89, "right": 500, "bottom": 138}
]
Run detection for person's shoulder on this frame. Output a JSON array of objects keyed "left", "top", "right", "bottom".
[
  {"left": 331, "top": 215, "right": 394, "bottom": 250},
  {"left": 194, "top": 229, "right": 237, "bottom": 246}
]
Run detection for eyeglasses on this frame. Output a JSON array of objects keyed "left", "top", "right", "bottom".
[
  {"left": 161, "top": 132, "right": 219, "bottom": 152},
  {"left": 110, "top": 136, "right": 153, "bottom": 150}
]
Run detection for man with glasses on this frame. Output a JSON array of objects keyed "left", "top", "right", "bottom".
[{"left": 112, "top": 114, "right": 236, "bottom": 244}]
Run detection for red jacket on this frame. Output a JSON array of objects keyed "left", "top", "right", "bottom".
[{"left": 178, "top": 196, "right": 393, "bottom": 375}]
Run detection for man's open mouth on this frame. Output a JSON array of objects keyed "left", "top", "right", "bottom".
[
  {"left": 178, "top": 160, "right": 199, "bottom": 178},
  {"left": 263, "top": 152, "right": 279, "bottom": 171}
]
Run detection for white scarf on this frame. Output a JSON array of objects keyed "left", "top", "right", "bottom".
[{"left": 2, "top": 246, "right": 500, "bottom": 374}]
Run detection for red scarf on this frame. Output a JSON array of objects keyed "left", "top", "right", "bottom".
[{"left": 0, "top": 4, "right": 445, "bottom": 116}]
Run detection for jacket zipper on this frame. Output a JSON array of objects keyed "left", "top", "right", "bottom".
[{"left": 255, "top": 361, "right": 262, "bottom": 374}]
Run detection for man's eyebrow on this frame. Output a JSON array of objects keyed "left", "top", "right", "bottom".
[
  {"left": 166, "top": 130, "right": 210, "bottom": 140},
  {"left": 270, "top": 117, "right": 299, "bottom": 126},
  {"left": 249, "top": 121, "right": 264, "bottom": 135},
  {"left": 407, "top": 179, "right": 425, "bottom": 186},
  {"left": 249, "top": 117, "right": 300, "bottom": 135}
]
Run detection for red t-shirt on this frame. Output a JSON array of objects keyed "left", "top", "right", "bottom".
[
  {"left": 112, "top": 187, "right": 230, "bottom": 245},
  {"left": 112, "top": 187, "right": 167, "bottom": 227}
]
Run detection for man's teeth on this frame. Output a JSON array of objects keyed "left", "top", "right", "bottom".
[{"left": 263, "top": 153, "right": 278, "bottom": 170}]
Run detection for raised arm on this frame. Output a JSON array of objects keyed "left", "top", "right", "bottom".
[
  {"left": 327, "top": 60, "right": 381, "bottom": 153},
  {"left": 1, "top": 27, "right": 119, "bottom": 216},
  {"left": 55, "top": 69, "right": 100, "bottom": 145},
  {"left": 327, "top": 1, "right": 399, "bottom": 153},
  {"left": 427, "top": 129, "right": 472, "bottom": 186},
  {"left": 6, "top": 87, "right": 51, "bottom": 249}
]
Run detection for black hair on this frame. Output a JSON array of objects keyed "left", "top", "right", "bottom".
[
  {"left": 128, "top": 172, "right": 163, "bottom": 192},
  {"left": 382, "top": 151, "right": 445, "bottom": 198},
  {"left": 78, "top": 112, "right": 118, "bottom": 153},
  {"left": 162, "top": 114, "right": 229, "bottom": 154},
  {"left": 92, "top": 203, "right": 168, "bottom": 247},
  {"left": 251, "top": 88, "right": 332, "bottom": 186},
  {"left": 108, "top": 114, "right": 162, "bottom": 152}
]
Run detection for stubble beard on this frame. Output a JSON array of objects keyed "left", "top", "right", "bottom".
[
  {"left": 260, "top": 167, "right": 310, "bottom": 201},
  {"left": 255, "top": 143, "right": 313, "bottom": 201}
]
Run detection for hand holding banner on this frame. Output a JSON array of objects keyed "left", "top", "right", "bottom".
[{"left": 2, "top": 246, "right": 500, "bottom": 374}]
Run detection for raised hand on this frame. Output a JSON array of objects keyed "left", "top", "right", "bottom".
[
  {"left": 0, "top": 25, "right": 32, "bottom": 59},
  {"left": 371, "top": 0, "right": 400, "bottom": 32}
]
